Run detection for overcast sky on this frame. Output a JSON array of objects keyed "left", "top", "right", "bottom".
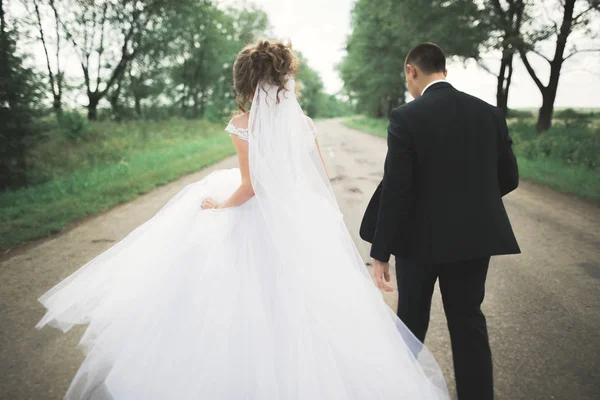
[{"left": 226, "top": 0, "right": 600, "bottom": 109}]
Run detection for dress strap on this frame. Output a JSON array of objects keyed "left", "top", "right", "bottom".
[{"left": 225, "top": 121, "right": 249, "bottom": 141}]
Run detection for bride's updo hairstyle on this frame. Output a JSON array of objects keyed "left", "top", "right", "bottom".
[{"left": 233, "top": 39, "right": 299, "bottom": 112}]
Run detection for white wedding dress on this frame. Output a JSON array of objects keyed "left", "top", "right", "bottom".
[{"left": 37, "top": 79, "right": 449, "bottom": 400}]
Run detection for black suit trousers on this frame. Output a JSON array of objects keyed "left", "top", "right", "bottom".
[{"left": 395, "top": 256, "right": 493, "bottom": 400}]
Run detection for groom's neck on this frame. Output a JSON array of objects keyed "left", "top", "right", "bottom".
[{"left": 419, "top": 73, "right": 447, "bottom": 91}]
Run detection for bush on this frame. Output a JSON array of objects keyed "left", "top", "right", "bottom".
[
  {"left": 512, "top": 122, "right": 598, "bottom": 170},
  {"left": 507, "top": 109, "right": 533, "bottom": 119},
  {"left": 25, "top": 117, "right": 227, "bottom": 185},
  {"left": 553, "top": 108, "right": 592, "bottom": 129},
  {"left": 59, "top": 110, "right": 89, "bottom": 142},
  {"left": 508, "top": 120, "right": 538, "bottom": 143}
]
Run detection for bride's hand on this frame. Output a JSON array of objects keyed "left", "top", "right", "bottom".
[{"left": 201, "top": 197, "right": 221, "bottom": 210}]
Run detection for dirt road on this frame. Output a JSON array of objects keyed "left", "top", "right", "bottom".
[{"left": 1, "top": 119, "right": 599, "bottom": 399}]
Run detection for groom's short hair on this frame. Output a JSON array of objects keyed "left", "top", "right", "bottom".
[{"left": 405, "top": 43, "right": 446, "bottom": 75}]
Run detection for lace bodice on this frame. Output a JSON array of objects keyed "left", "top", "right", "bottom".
[
  {"left": 225, "top": 123, "right": 250, "bottom": 141},
  {"left": 225, "top": 117, "right": 317, "bottom": 142}
]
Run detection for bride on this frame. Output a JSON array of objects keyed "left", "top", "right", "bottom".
[{"left": 36, "top": 40, "right": 449, "bottom": 400}]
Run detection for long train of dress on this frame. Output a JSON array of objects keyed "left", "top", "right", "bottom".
[{"left": 37, "top": 168, "right": 448, "bottom": 399}]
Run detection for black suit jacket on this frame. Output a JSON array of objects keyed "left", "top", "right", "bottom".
[{"left": 360, "top": 82, "right": 520, "bottom": 264}]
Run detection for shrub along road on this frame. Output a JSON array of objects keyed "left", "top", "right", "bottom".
[{"left": 0, "top": 119, "right": 598, "bottom": 399}]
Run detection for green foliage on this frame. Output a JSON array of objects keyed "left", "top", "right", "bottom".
[
  {"left": 58, "top": 110, "right": 89, "bottom": 142},
  {"left": 339, "top": 0, "right": 488, "bottom": 118},
  {"left": 507, "top": 109, "right": 534, "bottom": 119},
  {"left": 0, "top": 119, "right": 235, "bottom": 251},
  {"left": 316, "top": 94, "right": 355, "bottom": 118},
  {"left": 294, "top": 52, "right": 353, "bottom": 118},
  {"left": 165, "top": 2, "right": 269, "bottom": 120},
  {"left": 297, "top": 53, "right": 325, "bottom": 118},
  {"left": 0, "top": 10, "right": 43, "bottom": 190},
  {"left": 515, "top": 123, "right": 598, "bottom": 170},
  {"left": 553, "top": 108, "right": 596, "bottom": 129}
]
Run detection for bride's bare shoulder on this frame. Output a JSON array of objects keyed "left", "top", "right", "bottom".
[{"left": 230, "top": 112, "right": 249, "bottom": 129}]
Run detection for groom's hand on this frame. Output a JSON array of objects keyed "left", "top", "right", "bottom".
[{"left": 372, "top": 259, "right": 393, "bottom": 292}]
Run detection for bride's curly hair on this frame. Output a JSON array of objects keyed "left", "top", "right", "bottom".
[{"left": 233, "top": 40, "right": 299, "bottom": 112}]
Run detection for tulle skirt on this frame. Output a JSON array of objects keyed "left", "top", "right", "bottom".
[{"left": 37, "top": 168, "right": 449, "bottom": 399}]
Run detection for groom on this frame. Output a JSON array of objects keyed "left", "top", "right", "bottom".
[{"left": 360, "top": 43, "right": 520, "bottom": 400}]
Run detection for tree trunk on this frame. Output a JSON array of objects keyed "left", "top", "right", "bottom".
[
  {"left": 191, "top": 88, "right": 201, "bottom": 118},
  {"left": 134, "top": 96, "right": 142, "bottom": 118},
  {"left": 496, "top": 48, "right": 513, "bottom": 116},
  {"left": 52, "top": 95, "right": 62, "bottom": 118},
  {"left": 109, "top": 89, "right": 123, "bottom": 121},
  {"left": 87, "top": 95, "right": 100, "bottom": 120},
  {"left": 536, "top": 84, "right": 558, "bottom": 133},
  {"left": 535, "top": 54, "right": 562, "bottom": 133},
  {"left": 518, "top": 0, "right": 574, "bottom": 133},
  {"left": 536, "top": 99, "right": 553, "bottom": 133},
  {"left": 108, "top": 96, "right": 121, "bottom": 121},
  {"left": 197, "top": 93, "right": 206, "bottom": 119}
]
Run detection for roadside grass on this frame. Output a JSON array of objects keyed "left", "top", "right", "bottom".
[
  {"left": 516, "top": 155, "right": 599, "bottom": 202},
  {"left": 344, "top": 116, "right": 388, "bottom": 138},
  {"left": 344, "top": 114, "right": 599, "bottom": 204},
  {"left": 0, "top": 119, "right": 235, "bottom": 252}
]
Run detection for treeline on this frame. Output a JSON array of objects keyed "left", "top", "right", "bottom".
[
  {"left": 340, "top": 0, "right": 599, "bottom": 132},
  {"left": 0, "top": 0, "right": 351, "bottom": 190}
]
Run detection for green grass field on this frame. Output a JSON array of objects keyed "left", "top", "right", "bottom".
[
  {"left": 344, "top": 115, "right": 600, "bottom": 204},
  {"left": 0, "top": 118, "right": 235, "bottom": 252}
]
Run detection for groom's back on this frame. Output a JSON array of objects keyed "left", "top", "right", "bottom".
[{"left": 396, "top": 83, "right": 519, "bottom": 264}]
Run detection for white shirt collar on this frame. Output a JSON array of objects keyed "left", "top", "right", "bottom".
[{"left": 421, "top": 79, "right": 449, "bottom": 96}]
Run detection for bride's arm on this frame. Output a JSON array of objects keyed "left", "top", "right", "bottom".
[
  {"left": 307, "top": 117, "right": 329, "bottom": 179},
  {"left": 314, "top": 137, "right": 330, "bottom": 179},
  {"left": 215, "top": 135, "right": 254, "bottom": 209}
]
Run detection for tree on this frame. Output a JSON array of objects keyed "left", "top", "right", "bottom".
[
  {"left": 517, "top": 0, "right": 600, "bottom": 132},
  {"left": 315, "top": 93, "right": 355, "bottom": 118},
  {"left": 339, "top": 0, "right": 410, "bottom": 117},
  {"left": 22, "top": 0, "right": 64, "bottom": 118},
  {"left": 168, "top": 1, "right": 269, "bottom": 119},
  {"left": 59, "top": 0, "right": 175, "bottom": 120},
  {"left": 480, "top": 0, "right": 529, "bottom": 115},
  {"left": 0, "top": 0, "right": 41, "bottom": 189},
  {"left": 48, "top": 0, "right": 271, "bottom": 121},
  {"left": 108, "top": 26, "right": 171, "bottom": 120},
  {"left": 340, "top": 0, "right": 487, "bottom": 118},
  {"left": 228, "top": 3, "right": 270, "bottom": 47},
  {"left": 296, "top": 53, "right": 324, "bottom": 118},
  {"left": 170, "top": 3, "right": 237, "bottom": 118}
]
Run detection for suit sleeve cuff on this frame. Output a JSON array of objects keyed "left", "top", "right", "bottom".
[{"left": 370, "top": 246, "right": 391, "bottom": 263}]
